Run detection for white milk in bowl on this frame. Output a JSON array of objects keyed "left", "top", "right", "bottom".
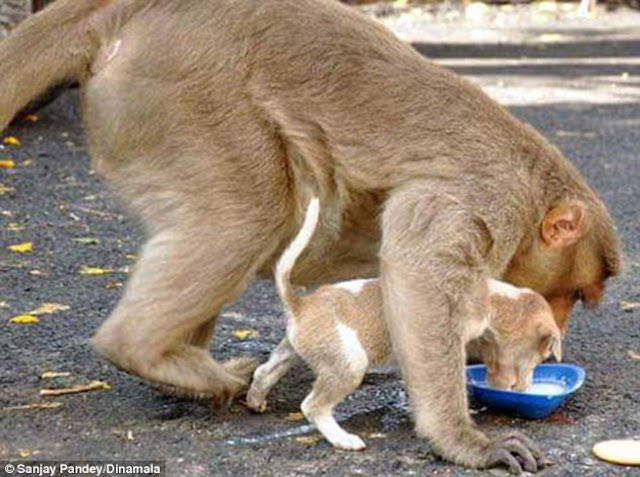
[{"left": 526, "top": 382, "right": 565, "bottom": 395}]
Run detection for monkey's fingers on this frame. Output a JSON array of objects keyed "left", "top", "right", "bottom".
[
  {"left": 500, "top": 438, "right": 538, "bottom": 473},
  {"left": 486, "top": 448, "right": 523, "bottom": 475},
  {"left": 498, "top": 431, "right": 547, "bottom": 468}
]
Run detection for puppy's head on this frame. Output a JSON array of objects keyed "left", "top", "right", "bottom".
[{"left": 478, "top": 282, "right": 562, "bottom": 391}]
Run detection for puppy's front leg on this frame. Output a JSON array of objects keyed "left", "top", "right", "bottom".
[{"left": 247, "top": 338, "right": 298, "bottom": 412}]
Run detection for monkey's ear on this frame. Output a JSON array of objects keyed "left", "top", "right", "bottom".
[{"left": 541, "top": 202, "right": 587, "bottom": 249}]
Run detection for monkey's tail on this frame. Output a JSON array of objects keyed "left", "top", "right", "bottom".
[
  {"left": 0, "top": 0, "right": 107, "bottom": 130},
  {"left": 274, "top": 197, "right": 320, "bottom": 315}
]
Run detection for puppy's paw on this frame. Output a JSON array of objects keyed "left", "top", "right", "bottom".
[
  {"left": 245, "top": 389, "right": 267, "bottom": 413},
  {"left": 332, "top": 433, "right": 367, "bottom": 451}
]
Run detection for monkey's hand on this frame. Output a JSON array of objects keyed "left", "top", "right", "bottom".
[
  {"left": 431, "top": 427, "right": 546, "bottom": 475},
  {"left": 482, "top": 431, "right": 547, "bottom": 474}
]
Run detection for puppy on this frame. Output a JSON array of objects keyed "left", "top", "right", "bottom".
[{"left": 247, "top": 199, "right": 562, "bottom": 451}]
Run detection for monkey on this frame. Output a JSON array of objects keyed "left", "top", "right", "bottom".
[{"left": 0, "top": 0, "right": 620, "bottom": 473}]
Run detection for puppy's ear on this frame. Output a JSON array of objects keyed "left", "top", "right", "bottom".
[
  {"left": 541, "top": 201, "right": 587, "bottom": 249},
  {"left": 539, "top": 333, "right": 562, "bottom": 362},
  {"left": 550, "top": 335, "right": 562, "bottom": 362}
]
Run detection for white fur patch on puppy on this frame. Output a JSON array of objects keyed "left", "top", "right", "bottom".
[
  {"left": 488, "top": 278, "right": 528, "bottom": 299},
  {"left": 337, "top": 322, "right": 369, "bottom": 373},
  {"left": 334, "top": 278, "right": 376, "bottom": 295}
]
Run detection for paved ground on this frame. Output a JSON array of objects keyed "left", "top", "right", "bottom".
[{"left": 1, "top": 4, "right": 639, "bottom": 477}]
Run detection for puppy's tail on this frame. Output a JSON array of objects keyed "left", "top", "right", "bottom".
[
  {"left": 0, "top": 0, "right": 111, "bottom": 129},
  {"left": 275, "top": 198, "right": 320, "bottom": 314}
]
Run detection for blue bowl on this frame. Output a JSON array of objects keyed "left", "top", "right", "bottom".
[{"left": 466, "top": 363, "right": 586, "bottom": 419}]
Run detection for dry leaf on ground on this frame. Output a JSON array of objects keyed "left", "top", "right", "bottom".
[
  {"left": 3, "top": 136, "right": 21, "bottom": 146},
  {"left": 40, "top": 372, "right": 72, "bottom": 379},
  {"left": 10, "top": 315, "right": 39, "bottom": 324},
  {"left": 29, "top": 303, "right": 70, "bottom": 315},
  {"left": 80, "top": 266, "right": 114, "bottom": 275},
  {"left": 285, "top": 412, "right": 305, "bottom": 422},
  {"left": 3, "top": 402, "right": 63, "bottom": 412},
  {"left": 294, "top": 435, "right": 321, "bottom": 445},
  {"left": 0, "top": 159, "right": 15, "bottom": 169},
  {"left": 72, "top": 237, "right": 100, "bottom": 245},
  {"left": 620, "top": 301, "right": 640, "bottom": 312},
  {"left": 40, "top": 380, "right": 111, "bottom": 397},
  {"left": 232, "top": 329, "right": 258, "bottom": 340},
  {"left": 105, "top": 281, "right": 123, "bottom": 290},
  {"left": 9, "top": 242, "right": 32, "bottom": 253},
  {"left": 556, "top": 130, "right": 596, "bottom": 138},
  {"left": 0, "top": 184, "right": 15, "bottom": 194}
]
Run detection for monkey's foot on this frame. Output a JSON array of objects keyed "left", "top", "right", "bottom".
[
  {"left": 484, "top": 431, "right": 546, "bottom": 475},
  {"left": 223, "top": 357, "right": 258, "bottom": 383}
]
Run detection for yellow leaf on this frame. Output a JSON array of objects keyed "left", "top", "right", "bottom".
[
  {"left": 294, "top": 435, "right": 321, "bottom": 445},
  {"left": 0, "top": 159, "right": 15, "bottom": 169},
  {"left": 22, "top": 159, "right": 33, "bottom": 166},
  {"left": 80, "top": 266, "right": 114, "bottom": 275},
  {"left": 28, "top": 303, "right": 70, "bottom": 315},
  {"left": 0, "top": 184, "right": 15, "bottom": 194},
  {"left": 10, "top": 315, "right": 40, "bottom": 324},
  {"left": 3, "top": 136, "right": 21, "bottom": 146},
  {"left": 7, "top": 223, "right": 23, "bottom": 231},
  {"left": 19, "top": 449, "right": 34, "bottom": 458},
  {"left": 285, "top": 412, "right": 305, "bottom": 422},
  {"left": 232, "top": 329, "right": 258, "bottom": 340},
  {"left": 40, "top": 371, "right": 72, "bottom": 379},
  {"left": 9, "top": 242, "right": 33, "bottom": 253}
]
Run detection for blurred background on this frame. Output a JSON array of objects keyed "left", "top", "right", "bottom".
[{"left": 2, "top": 0, "right": 640, "bottom": 38}]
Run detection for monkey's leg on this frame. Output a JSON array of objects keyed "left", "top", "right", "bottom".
[
  {"left": 186, "top": 320, "right": 215, "bottom": 348},
  {"left": 246, "top": 338, "right": 298, "bottom": 412},
  {"left": 380, "top": 189, "right": 544, "bottom": 474},
  {"left": 301, "top": 371, "right": 367, "bottom": 451},
  {"left": 92, "top": 215, "right": 282, "bottom": 403}
]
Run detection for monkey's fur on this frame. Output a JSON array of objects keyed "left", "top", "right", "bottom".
[{"left": 0, "top": 0, "right": 620, "bottom": 472}]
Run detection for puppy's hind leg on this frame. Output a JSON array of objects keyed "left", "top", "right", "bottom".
[
  {"left": 246, "top": 338, "right": 298, "bottom": 412},
  {"left": 301, "top": 370, "right": 367, "bottom": 451}
]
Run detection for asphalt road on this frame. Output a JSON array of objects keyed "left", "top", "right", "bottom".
[{"left": 1, "top": 6, "right": 639, "bottom": 477}]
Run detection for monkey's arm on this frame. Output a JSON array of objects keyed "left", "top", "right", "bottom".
[{"left": 380, "top": 187, "right": 544, "bottom": 474}]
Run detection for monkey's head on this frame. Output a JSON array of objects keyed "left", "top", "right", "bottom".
[
  {"left": 481, "top": 290, "right": 562, "bottom": 391},
  {"left": 502, "top": 199, "right": 621, "bottom": 337}
]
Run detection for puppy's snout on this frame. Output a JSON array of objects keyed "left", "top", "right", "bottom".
[{"left": 488, "top": 374, "right": 516, "bottom": 391}]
